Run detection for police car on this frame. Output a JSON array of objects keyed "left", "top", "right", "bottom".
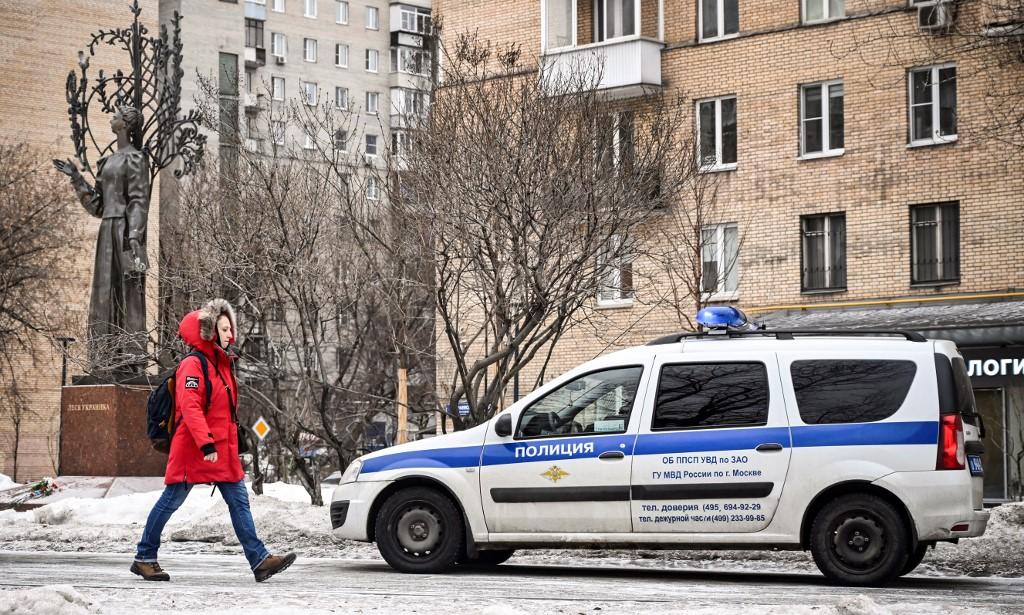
[{"left": 330, "top": 307, "right": 989, "bottom": 585}]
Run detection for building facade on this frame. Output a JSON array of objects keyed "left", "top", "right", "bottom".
[{"left": 431, "top": 0, "right": 1024, "bottom": 500}]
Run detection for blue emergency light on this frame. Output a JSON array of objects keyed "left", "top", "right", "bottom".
[{"left": 696, "top": 306, "right": 753, "bottom": 331}]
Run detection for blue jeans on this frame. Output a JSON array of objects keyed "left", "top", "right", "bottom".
[{"left": 135, "top": 481, "right": 270, "bottom": 571}]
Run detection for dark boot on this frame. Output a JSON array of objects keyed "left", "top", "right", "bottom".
[
  {"left": 254, "top": 553, "right": 296, "bottom": 582},
  {"left": 130, "top": 561, "right": 170, "bottom": 581}
]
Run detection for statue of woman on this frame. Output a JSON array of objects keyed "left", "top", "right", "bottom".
[{"left": 54, "top": 105, "right": 150, "bottom": 373}]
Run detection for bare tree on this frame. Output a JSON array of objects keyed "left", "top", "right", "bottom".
[
  {"left": 0, "top": 142, "right": 78, "bottom": 480},
  {"left": 374, "top": 33, "right": 698, "bottom": 430}
]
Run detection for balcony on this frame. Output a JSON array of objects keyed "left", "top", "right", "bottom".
[
  {"left": 244, "top": 46, "right": 266, "bottom": 68},
  {"left": 539, "top": 0, "right": 664, "bottom": 99}
]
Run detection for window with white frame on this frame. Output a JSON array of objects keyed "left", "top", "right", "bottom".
[
  {"left": 391, "top": 47, "right": 430, "bottom": 75},
  {"left": 366, "top": 91, "right": 379, "bottom": 114},
  {"left": 395, "top": 88, "right": 425, "bottom": 116},
  {"left": 597, "top": 234, "right": 634, "bottom": 305},
  {"left": 271, "top": 120, "right": 286, "bottom": 145},
  {"left": 272, "top": 0, "right": 285, "bottom": 12},
  {"left": 335, "top": 43, "right": 349, "bottom": 67},
  {"left": 801, "top": 212, "right": 846, "bottom": 292},
  {"left": 803, "top": 0, "right": 843, "bottom": 23},
  {"left": 304, "top": 0, "right": 317, "bottom": 18},
  {"left": 365, "top": 48, "right": 379, "bottom": 72},
  {"left": 302, "top": 81, "right": 317, "bottom": 106},
  {"left": 697, "top": 96, "right": 737, "bottom": 170},
  {"left": 336, "top": 0, "right": 349, "bottom": 23},
  {"left": 909, "top": 64, "right": 957, "bottom": 145},
  {"left": 365, "top": 133, "right": 378, "bottom": 156},
  {"left": 392, "top": 131, "right": 412, "bottom": 157},
  {"left": 304, "top": 38, "right": 318, "bottom": 62},
  {"left": 334, "top": 128, "right": 348, "bottom": 151},
  {"left": 700, "top": 0, "right": 739, "bottom": 42},
  {"left": 271, "top": 32, "right": 287, "bottom": 58},
  {"left": 335, "top": 86, "right": 349, "bottom": 109},
  {"left": 597, "top": 0, "right": 638, "bottom": 41},
  {"left": 272, "top": 76, "right": 285, "bottom": 100},
  {"left": 595, "top": 111, "right": 634, "bottom": 175},
  {"left": 303, "top": 130, "right": 315, "bottom": 150},
  {"left": 800, "top": 80, "right": 844, "bottom": 156},
  {"left": 245, "top": 69, "right": 254, "bottom": 94},
  {"left": 366, "top": 6, "right": 379, "bottom": 29},
  {"left": 701, "top": 223, "right": 739, "bottom": 297},
  {"left": 543, "top": 0, "right": 574, "bottom": 50},
  {"left": 367, "top": 176, "right": 380, "bottom": 200},
  {"left": 911, "top": 201, "right": 959, "bottom": 284},
  {"left": 400, "top": 6, "right": 431, "bottom": 33}
]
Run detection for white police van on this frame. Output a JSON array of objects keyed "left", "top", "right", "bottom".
[{"left": 330, "top": 307, "right": 989, "bottom": 585}]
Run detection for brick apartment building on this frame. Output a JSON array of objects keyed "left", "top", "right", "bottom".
[{"left": 431, "top": 0, "right": 1024, "bottom": 501}]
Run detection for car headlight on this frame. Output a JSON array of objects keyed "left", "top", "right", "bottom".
[{"left": 340, "top": 459, "right": 363, "bottom": 484}]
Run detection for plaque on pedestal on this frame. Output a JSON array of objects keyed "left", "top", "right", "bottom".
[{"left": 60, "top": 383, "right": 166, "bottom": 477}]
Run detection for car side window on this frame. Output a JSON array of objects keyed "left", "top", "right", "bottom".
[
  {"left": 790, "top": 359, "right": 917, "bottom": 424},
  {"left": 653, "top": 362, "right": 770, "bottom": 431},
  {"left": 515, "top": 366, "right": 644, "bottom": 439}
]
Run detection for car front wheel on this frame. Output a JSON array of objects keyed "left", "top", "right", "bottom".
[
  {"left": 374, "top": 487, "right": 464, "bottom": 574},
  {"left": 809, "top": 493, "right": 910, "bottom": 586}
]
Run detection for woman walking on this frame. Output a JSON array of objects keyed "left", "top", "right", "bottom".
[{"left": 131, "top": 299, "right": 295, "bottom": 582}]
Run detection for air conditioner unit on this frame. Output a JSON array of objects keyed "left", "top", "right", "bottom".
[
  {"left": 918, "top": 1, "right": 954, "bottom": 32},
  {"left": 274, "top": 55, "right": 286, "bottom": 65}
]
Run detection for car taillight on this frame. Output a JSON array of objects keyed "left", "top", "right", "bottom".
[{"left": 937, "top": 413, "right": 966, "bottom": 470}]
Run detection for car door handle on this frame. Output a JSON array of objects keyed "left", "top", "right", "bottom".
[
  {"left": 755, "top": 443, "right": 784, "bottom": 452},
  {"left": 598, "top": 451, "right": 625, "bottom": 460}
]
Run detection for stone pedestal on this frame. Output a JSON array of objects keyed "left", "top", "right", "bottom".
[{"left": 60, "top": 384, "right": 167, "bottom": 476}]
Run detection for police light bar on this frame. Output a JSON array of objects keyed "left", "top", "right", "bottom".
[{"left": 696, "top": 306, "right": 754, "bottom": 331}]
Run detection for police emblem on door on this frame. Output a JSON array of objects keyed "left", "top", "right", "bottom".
[{"left": 542, "top": 466, "right": 569, "bottom": 483}]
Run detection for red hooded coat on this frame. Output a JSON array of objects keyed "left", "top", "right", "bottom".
[{"left": 165, "top": 299, "right": 245, "bottom": 485}]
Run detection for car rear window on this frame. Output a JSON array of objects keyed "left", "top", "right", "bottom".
[
  {"left": 790, "top": 360, "right": 917, "bottom": 424},
  {"left": 950, "top": 356, "right": 979, "bottom": 425},
  {"left": 653, "top": 362, "right": 769, "bottom": 431}
]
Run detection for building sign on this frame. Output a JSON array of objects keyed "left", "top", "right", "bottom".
[{"left": 961, "top": 347, "right": 1024, "bottom": 382}]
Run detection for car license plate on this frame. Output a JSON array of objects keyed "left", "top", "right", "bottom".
[{"left": 968, "top": 454, "right": 984, "bottom": 476}]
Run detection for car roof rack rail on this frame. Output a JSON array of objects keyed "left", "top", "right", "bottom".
[{"left": 647, "top": 329, "right": 928, "bottom": 345}]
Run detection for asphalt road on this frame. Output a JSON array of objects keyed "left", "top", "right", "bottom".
[{"left": 0, "top": 551, "right": 1021, "bottom": 614}]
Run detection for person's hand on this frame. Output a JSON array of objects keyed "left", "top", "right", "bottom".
[
  {"left": 52, "top": 158, "right": 82, "bottom": 180},
  {"left": 128, "top": 238, "right": 148, "bottom": 273},
  {"left": 204, "top": 452, "right": 218, "bottom": 462}
]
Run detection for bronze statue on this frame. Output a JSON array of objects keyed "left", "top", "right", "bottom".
[{"left": 54, "top": 106, "right": 150, "bottom": 372}]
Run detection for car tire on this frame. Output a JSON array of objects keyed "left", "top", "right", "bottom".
[
  {"left": 460, "top": 549, "right": 516, "bottom": 567},
  {"left": 809, "top": 493, "right": 911, "bottom": 586},
  {"left": 374, "top": 487, "right": 464, "bottom": 574},
  {"left": 899, "top": 543, "right": 929, "bottom": 576}
]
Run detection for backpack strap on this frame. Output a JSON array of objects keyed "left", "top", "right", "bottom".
[{"left": 186, "top": 351, "right": 214, "bottom": 414}]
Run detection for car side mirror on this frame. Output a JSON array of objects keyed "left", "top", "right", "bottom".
[{"left": 494, "top": 413, "right": 512, "bottom": 438}]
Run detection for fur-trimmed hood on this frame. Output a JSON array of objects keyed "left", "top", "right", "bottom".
[{"left": 178, "top": 298, "right": 237, "bottom": 355}]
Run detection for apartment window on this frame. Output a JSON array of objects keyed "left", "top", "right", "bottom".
[
  {"left": 365, "top": 134, "right": 378, "bottom": 156},
  {"left": 542, "top": 0, "right": 575, "bottom": 50},
  {"left": 392, "top": 131, "right": 412, "bottom": 157},
  {"left": 304, "top": 38, "right": 318, "bottom": 62},
  {"left": 596, "top": 0, "right": 637, "bottom": 40},
  {"left": 803, "top": 0, "right": 844, "bottom": 23},
  {"left": 365, "top": 48, "right": 379, "bottom": 72},
  {"left": 911, "top": 202, "right": 959, "bottom": 285},
  {"left": 304, "top": 0, "right": 317, "bottom": 18},
  {"left": 801, "top": 213, "right": 846, "bottom": 292},
  {"left": 701, "top": 223, "right": 738, "bottom": 297},
  {"left": 800, "top": 81, "right": 844, "bottom": 157},
  {"left": 595, "top": 111, "right": 634, "bottom": 175},
  {"left": 700, "top": 0, "right": 739, "bottom": 42},
  {"left": 271, "top": 120, "right": 286, "bottom": 145},
  {"left": 597, "top": 235, "right": 634, "bottom": 306},
  {"left": 394, "top": 88, "right": 425, "bottom": 116},
  {"left": 272, "top": 76, "right": 285, "bottom": 100},
  {"left": 245, "top": 19, "right": 265, "bottom": 49},
  {"left": 697, "top": 96, "right": 737, "bottom": 170},
  {"left": 367, "top": 176, "right": 380, "bottom": 200},
  {"left": 909, "top": 64, "right": 957, "bottom": 145},
  {"left": 272, "top": 0, "right": 285, "bottom": 12},
  {"left": 335, "top": 43, "right": 349, "bottom": 67},
  {"left": 303, "top": 131, "right": 315, "bottom": 150},
  {"left": 366, "top": 6, "right": 379, "bottom": 29},
  {"left": 334, "top": 128, "right": 348, "bottom": 151},
  {"left": 245, "top": 69, "right": 255, "bottom": 94},
  {"left": 400, "top": 6, "right": 431, "bottom": 33},
  {"left": 271, "top": 32, "right": 287, "bottom": 59},
  {"left": 366, "top": 91, "right": 379, "bottom": 114},
  {"left": 335, "top": 86, "right": 349, "bottom": 109},
  {"left": 302, "top": 81, "right": 318, "bottom": 106},
  {"left": 336, "top": 0, "right": 349, "bottom": 23},
  {"left": 391, "top": 47, "right": 430, "bottom": 75}
]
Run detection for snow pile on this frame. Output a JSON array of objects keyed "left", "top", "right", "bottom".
[
  {"left": 0, "top": 473, "right": 18, "bottom": 491},
  {"left": 927, "top": 501, "right": 1024, "bottom": 577},
  {"left": 0, "top": 585, "right": 99, "bottom": 615}
]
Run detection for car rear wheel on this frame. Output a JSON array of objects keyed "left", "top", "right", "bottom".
[
  {"left": 899, "top": 543, "right": 929, "bottom": 576},
  {"left": 375, "top": 487, "right": 464, "bottom": 573},
  {"left": 810, "top": 493, "right": 910, "bottom": 586},
  {"left": 459, "top": 549, "right": 516, "bottom": 567}
]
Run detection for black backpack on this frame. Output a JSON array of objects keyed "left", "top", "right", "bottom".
[{"left": 146, "top": 351, "right": 212, "bottom": 454}]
